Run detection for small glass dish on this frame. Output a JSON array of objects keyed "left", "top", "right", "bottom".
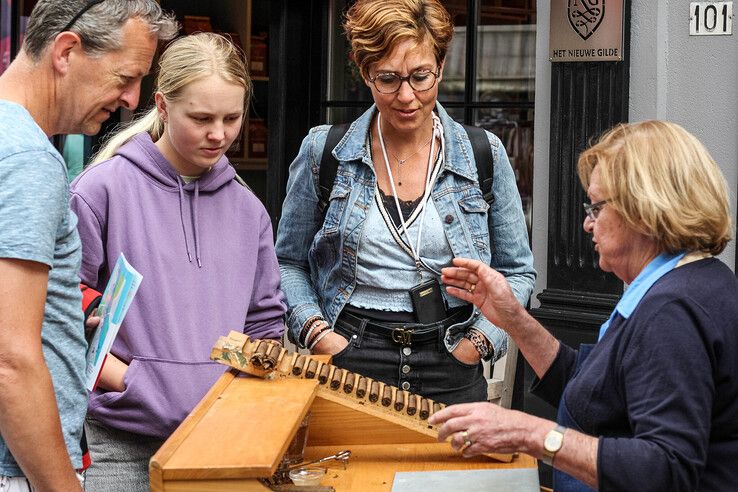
[{"left": 288, "top": 466, "right": 326, "bottom": 486}]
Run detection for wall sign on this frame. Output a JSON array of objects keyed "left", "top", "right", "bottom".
[
  {"left": 549, "top": 0, "right": 625, "bottom": 62},
  {"left": 690, "top": 2, "right": 733, "bottom": 35}
]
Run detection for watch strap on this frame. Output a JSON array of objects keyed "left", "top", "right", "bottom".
[{"left": 541, "top": 424, "right": 567, "bottom": 466}]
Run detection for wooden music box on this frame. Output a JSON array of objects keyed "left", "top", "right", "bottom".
[{"left": 149, "top": 332, "right": 536, "bottom": 491}]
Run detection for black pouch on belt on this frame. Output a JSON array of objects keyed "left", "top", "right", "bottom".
[{"left": 409, "top": 278, "right": 448, "bottom": 324}]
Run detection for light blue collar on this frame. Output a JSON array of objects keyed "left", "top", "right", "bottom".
[{"left": 598, "top": 251, "right": 685, "bottom": 340}]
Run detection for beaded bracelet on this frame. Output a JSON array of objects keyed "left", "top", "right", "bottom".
[
  {"left": 301, "top": 319, "right": 322, "bottom": 347},
  {"left": 465, "top": 328, "right": 492, "bottom": 360},
  {"left": 299, "top": 316, "right": 325, "bottom": 347},
  {"left": 301, "top": 315, "right": 325, "bottom": 341},
  {"left": 308, "top": 327, "right": 334, "bottom": 351},
  {"left": 307, "top": 324, "right": 331, "bottom": 347}
]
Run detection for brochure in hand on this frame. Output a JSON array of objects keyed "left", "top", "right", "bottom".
[{"left": 85, "top": 253, "right": 143, "bottom": 391}]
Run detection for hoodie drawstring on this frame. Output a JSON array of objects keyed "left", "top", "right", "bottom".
[
  {"left": 192, "top": 180, "right": 202, "bottom": 268},
  {"left": 177, "top": 176, "right": 203, "bottom": 268},
  {"left": 177, "top": 178, "right": 193, "bottom": 263}
]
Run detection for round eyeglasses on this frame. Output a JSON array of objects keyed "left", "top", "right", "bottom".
[
  {"left": 583, "top": 199, "right": 610, "bottom": 221},
  {"left": 368, "top": 69, "right": 439, "bottom": 94}
]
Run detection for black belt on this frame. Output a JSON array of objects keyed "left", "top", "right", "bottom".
[{"left": 336, "top": 306, "right": 471, "bottom": 346}]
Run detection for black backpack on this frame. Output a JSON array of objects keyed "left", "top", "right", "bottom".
[{"left": 317, "top": 123, "right": 495, "bottom": 214}]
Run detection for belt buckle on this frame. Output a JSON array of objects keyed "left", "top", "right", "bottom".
[{"left": 392, "top": 327, "right": 412, "bottom": 346}]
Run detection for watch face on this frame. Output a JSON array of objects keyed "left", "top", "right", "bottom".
[{"left": 544, "top": 430, "right": 564, "bottom": 452}]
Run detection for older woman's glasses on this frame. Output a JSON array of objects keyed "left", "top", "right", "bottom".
[
  {"left": 583, "top": 199, "right": 610, "bottom": 221},
  {"left": 61, "top": 0, "right": 106, "bottom": 33},
  {"left": 368, "top": 69, "right": 439, "bottom": 94}
]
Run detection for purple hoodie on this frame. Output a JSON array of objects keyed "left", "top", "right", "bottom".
[{"left": 70, "top": 132, "right": 285, "bottom": 438}]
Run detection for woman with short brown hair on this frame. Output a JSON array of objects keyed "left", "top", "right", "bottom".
[{"left": 275, "top": 0, "right": 535, "bottom": 405}]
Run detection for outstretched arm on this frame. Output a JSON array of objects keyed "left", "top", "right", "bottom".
[
  {"left": 442, "top": 257, "right": 558, "bottom": 378},
  {"left": 430, "top": 402, "right": 599, "bottom": 489}
]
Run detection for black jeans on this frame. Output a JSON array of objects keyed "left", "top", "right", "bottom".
[{"left": 332, "top": 313, "right": 487, "bottom": 405}]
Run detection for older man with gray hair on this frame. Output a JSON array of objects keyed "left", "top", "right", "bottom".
[{"left": 0, "top": 1, "right": 177, "bottom": 490}]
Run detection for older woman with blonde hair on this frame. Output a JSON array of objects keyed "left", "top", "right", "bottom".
[
  {"left": 431, "top": 121, "right": 738, "bottom": 491},
  {"left": 276, "top": 0, "right": 534, "bottom": 405}
]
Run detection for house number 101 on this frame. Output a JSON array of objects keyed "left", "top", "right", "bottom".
[{"left": 690, "top": 2, "right": 733, "bottom": 35}]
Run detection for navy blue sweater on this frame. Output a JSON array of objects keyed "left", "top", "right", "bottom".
[{"left": 532, "top": 258, "right": 738, "bottom": 491}]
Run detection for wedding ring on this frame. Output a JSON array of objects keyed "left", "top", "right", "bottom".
[{"left": 460, "top": 430, "right": 472, "bottom": 451}]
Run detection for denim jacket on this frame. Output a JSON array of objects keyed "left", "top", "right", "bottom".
[{"left": 275, "top": 103, "right": 535, "bottom": 361}]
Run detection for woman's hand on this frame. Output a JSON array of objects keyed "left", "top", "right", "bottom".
[
  {"left": 429, "top": 402, "right": 545, "bottom": 458},
  {"left": 442, "top": 258, "right": 526, "bottom": 334},
  {"left": 432, "top": 403, "right": 599, "bottom": 488},
  {"left": 311, "top": 330, "right": 349, "bottom": 355},
  {"left": 444, "top": 258, "right": 560, "bottom": 379},
  {"left": 451, "top": 337, "right": 482, "bottom": 365}
]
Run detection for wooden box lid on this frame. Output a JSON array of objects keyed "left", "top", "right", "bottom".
[{"left": 150, "top": 370, "right": 318, "bottom": 481}]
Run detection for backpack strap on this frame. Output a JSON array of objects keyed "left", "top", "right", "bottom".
[
  {"left": 318, "top": 123, "right": 350, "bottom": 213},
  {"left": 318, "top": 122, "right": 494, "bottom": 212},
  {"left": 462, "top": 124, "right": 495, "bottom": 205}
]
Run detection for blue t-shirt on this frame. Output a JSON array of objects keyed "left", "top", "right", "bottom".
[{"left": 0, "top": 101, "right": 87, "bottom": 475}]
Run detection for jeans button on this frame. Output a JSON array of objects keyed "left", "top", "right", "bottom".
[
  {"left": 401, "top": 381, "right": 411, "bottom": 391},
  {"left": 402, "top": 364, "right": 411, "bottom": 374},
  {"left": 402, "top": 347, "right": 411, "bottom": 356}
]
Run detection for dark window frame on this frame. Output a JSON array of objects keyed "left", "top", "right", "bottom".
[{"left": 318, "top": 0, "right": 536, "bottom": 127}]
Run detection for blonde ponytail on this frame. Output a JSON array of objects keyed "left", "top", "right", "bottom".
[{"left": 91, "top": 108, "right": 164, "bottom": 164}]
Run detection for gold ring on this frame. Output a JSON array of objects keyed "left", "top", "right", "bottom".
[{"left": 460, "top": 430, "right": 472, "bottom": 450}]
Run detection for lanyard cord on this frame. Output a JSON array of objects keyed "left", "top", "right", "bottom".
[{"left": 377, "top": 112, "right": 444, "bottom": 275}]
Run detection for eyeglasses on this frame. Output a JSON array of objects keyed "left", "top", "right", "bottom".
[
  {"left": 61, "top": 0, "right": 106, "bottom": 33},
  {"left": 368, "top": 69, "right": 439, "bottom": 94},
  {"left": 583, "top": 199, "right": 610, "bottom": 221}
]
